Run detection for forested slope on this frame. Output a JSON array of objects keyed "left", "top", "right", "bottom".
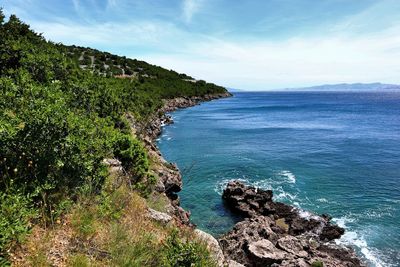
[{"left": 0, "top": 11, "right": 228, "bottom": 266}]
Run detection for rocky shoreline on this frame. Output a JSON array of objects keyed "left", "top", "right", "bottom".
[
  {"left": 139, "top": 92, "right": 364, "bottom": 267},
  {"left": 219, "top": 181, "right": 364, "bottom": 267}
]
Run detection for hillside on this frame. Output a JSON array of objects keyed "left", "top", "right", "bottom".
[{"left": 0, "top": 11, "right": 229, "bottom": 266}]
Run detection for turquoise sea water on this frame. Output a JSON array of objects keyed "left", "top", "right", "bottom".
[{"left": 157, "top": 92, "right": 400, "bottom": 267}]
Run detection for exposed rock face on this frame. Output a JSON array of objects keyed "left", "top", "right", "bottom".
[{"left": 219, "top": 181, "right": 364, "bottom": 267}]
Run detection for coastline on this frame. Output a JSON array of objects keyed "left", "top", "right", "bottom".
[{"left": 140, "top": 91, "right": 365, "bottom": 267}]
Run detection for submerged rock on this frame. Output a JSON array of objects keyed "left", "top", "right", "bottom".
[{"left": 219, "top": 181, "right": 364, "bottom": 267}]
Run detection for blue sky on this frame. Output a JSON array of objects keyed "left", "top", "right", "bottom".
[{"left": 2, "top": 0, "right": 400, "bottom": 90}]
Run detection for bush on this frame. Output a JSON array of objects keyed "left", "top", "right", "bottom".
[
  {"left": 113, "top": 134, "right": 149, "bottom": 180},
  {"left": 312, "top": 260, "right": 324, "bottom": 267},
  {"left": 162, "top": 230, "right": 216, "bottom": 267},
  {"left": 0, "top": 192, "right": 37, "bottom": 252}
]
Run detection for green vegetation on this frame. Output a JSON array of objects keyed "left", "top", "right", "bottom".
[
  {"left": 163, "top": 230, "right": 215, "bottom": 267},
  {"left": 311, "top": 260, "right": 324, "bottom": 267},
  {"left": 0, "top": 9, "right": 227, "bottom": 264}
]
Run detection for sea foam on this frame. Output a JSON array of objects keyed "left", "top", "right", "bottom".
[{"left": 333, "top": 216, "right": 388, "bottom": 267}]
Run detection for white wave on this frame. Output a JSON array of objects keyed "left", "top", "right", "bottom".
[
  {"left": 333, "top": 216, "right": 388, "bottom": 267},
  {"left": 278, "top": 170, "right": 296, "bottom": 183},
  {"left": 317, "top": 198, "right": 329, "bottom": 203},
  {"left": 274, "top": 187, "right": 298, "bottom": 202},
  {"left": 214, "top": 178, "right": 250, "bottom": 195},
  {"left": 167, "top": 137, "right": 172, "bottom": 140},
  {"left": 296, "top": 209, "right": 321, "bottom": 221}
]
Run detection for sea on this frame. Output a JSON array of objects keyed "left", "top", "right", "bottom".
[{"left": 157, "top": 91, "right": 400, "bottom": 267}]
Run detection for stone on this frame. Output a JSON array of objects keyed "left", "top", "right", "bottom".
[
  {"left": 247, "top": 239, "right": 287, "bottom": 266},
  {"left": 195, "top": 229, "right": 225, "bottom": 267},
  {"left": 227, "top": 260, "right": 245, "bottom": 267},
  {"left": 320, "top": 224, "right": 345, "bottom": 241},
  {"left": 219, "top": 216, "right": 277, "bottom": 266},
  {"left": 147, "top": 208, "right": 172, "bottom": 224},
  {"left": 277, "top": 235, "right": 308, "bottom": 258},
  {"left": 102, "top": 158, "right": 122, "bottom": 166}
]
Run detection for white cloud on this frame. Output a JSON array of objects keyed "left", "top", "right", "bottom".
[
  {"left": 11, "top": 0, "right": 400, "bottom": 90},
  {"left": 145, "top": 26, "right": 400, "bottom": 90},
  {"left": 29, "top": 18, "right": 182, "bottom": 51},
  {"left": 182, "top": 0, "right": 201, "bottom": 23}
]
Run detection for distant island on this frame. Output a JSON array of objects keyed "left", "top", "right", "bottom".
[{"left": 281, "top": 82, "right": 400, "bottom": 91}]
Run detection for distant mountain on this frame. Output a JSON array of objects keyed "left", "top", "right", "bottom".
[
  {"left": 227, "top": 88, "right": 245, "bottom": 92},
  {"left": 283, "top": 83, "right": 400, "bottom": 91}
]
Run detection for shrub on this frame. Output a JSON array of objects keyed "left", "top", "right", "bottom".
[
  {"left": 162, "top": 230, "right": 216, "bottom": 267},
  {"left": 113, "top": 134, "right": 149, "bottom": 180},
  {"left": 312, "top": 260, "right": 324, "bottom": 267},
  {"left": 0, "top": 191, "right": 37, "bottom": 252}
]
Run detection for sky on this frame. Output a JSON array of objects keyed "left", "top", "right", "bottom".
[{"left": 2, "top": 0, "right": 400, "bottom": 90}]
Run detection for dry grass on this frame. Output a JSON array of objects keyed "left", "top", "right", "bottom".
[{"left": 10, "top": 173, "right": 215, "bottom": 267}]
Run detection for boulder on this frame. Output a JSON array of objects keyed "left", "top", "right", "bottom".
[
  {"left": 277, "top": 235, "right": 308, "bottom": 258},
  {"left": 247, "top": 239, "right": 287, "bottom": 266},
  {"left": 219, "top": 216, "right": 278, "bottom": 266},
  {"left": 320, "top": 224, "right": 345, "bottom": 241},
  {"left": 194, "top": 229, "right": 225, "bottom": 267},
  {"left": 222, "top": 181, "right": 273, "bottom": 217},
  {"left": 147, "top": 208, "right": 172, "bottom": 224}
]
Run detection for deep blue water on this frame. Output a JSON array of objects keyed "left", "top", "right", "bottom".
[{"left": 157, "top": 92, "right": 400, "bottom": 267}]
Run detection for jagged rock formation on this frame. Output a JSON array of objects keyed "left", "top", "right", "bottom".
[{"left": 219, "top": 181, "right": 364, "bottom": 267}]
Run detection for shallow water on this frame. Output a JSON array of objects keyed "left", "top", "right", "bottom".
[{"left": 157, "top": 91, "right": 400, "bottom": 267}]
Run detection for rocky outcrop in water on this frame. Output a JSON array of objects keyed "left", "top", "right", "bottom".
[{"left": 219, "top": 181, "right": 364, "bottom": 267}]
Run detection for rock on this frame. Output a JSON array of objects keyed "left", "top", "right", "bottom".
[
  {"left": 102, "top": 158, "right": 122, "bottom": 166},
  {"left": 222, "top": 180, "right": 273, "bottom": 217},
  {"left": 219, "top": 216, "right": 278, "bottom": 266},
  {"left": 147, "top": 208, "right": 172, "bottom": 224},
  {"left": 156, "top": 163, "right": 182, "bottom": 194},
  {"left": 174, "top": 206, "right": 191, "bottom": 225},
  {"left": 227, "top": 260, "right": 245, "bottom": 267},
  {"left": 320, "top": 224, "right": 345, "bottom": 241},
  {"left": 277, "top": 235, "right": 308, "bottom": 258},
  {"left": 318, "top": 244, "right": 363, "bottom": 266},
  {"left": 194, "top": 229, "right": 225, "bottom": 267},
  {"left": 247, "top": 239, "right": 287, "bottom": 266},
  {"left": 220, "top": 181, "right": 364, "bottom": 267},
  {"left": 222, "top": 181, "right": 344, "bottom": 238},
  {"left": 279, "top": 258, "right": 310, "bottom": 267}
]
